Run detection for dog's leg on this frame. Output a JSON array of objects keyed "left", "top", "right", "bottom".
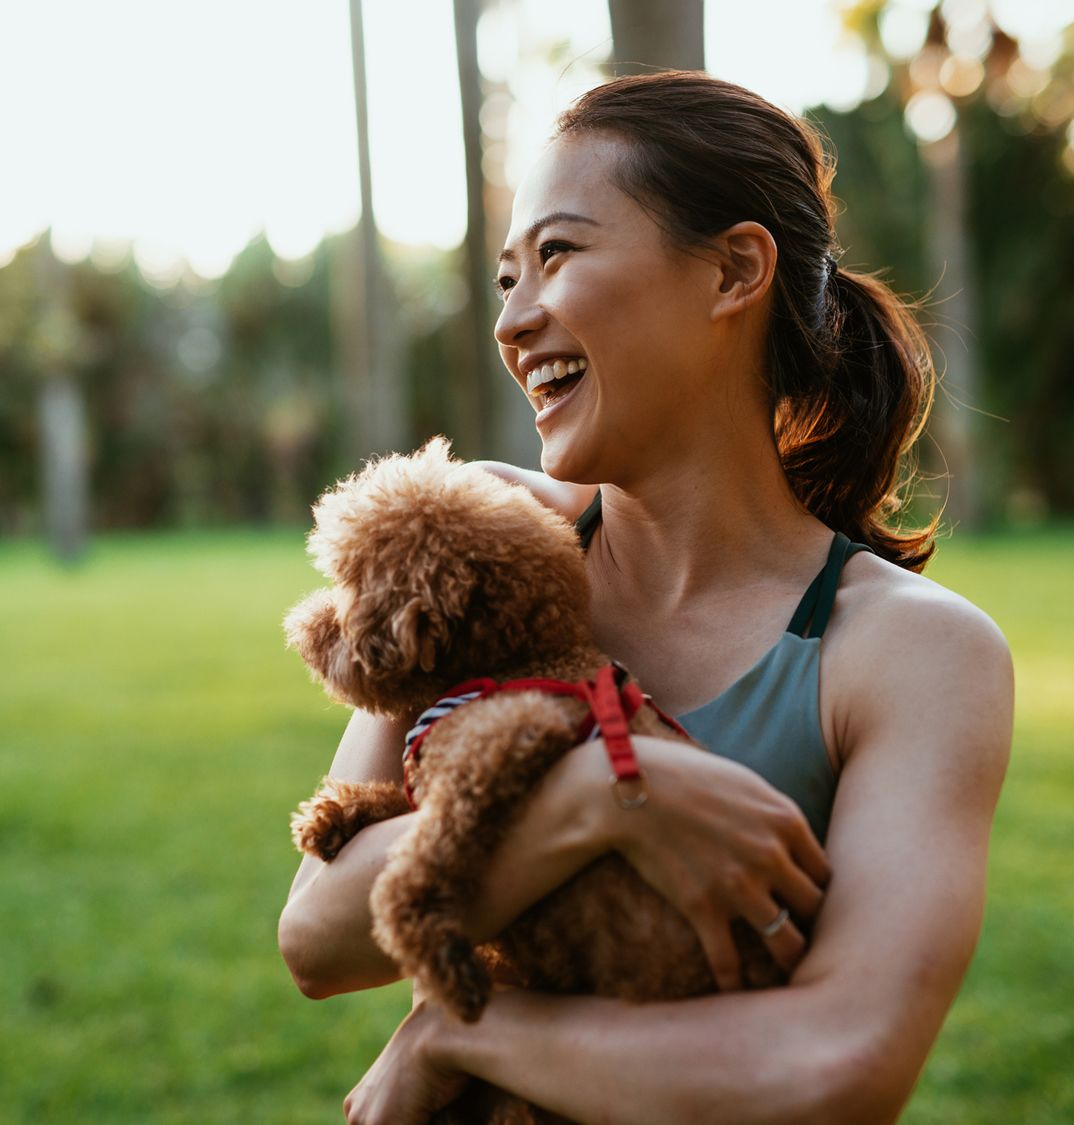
[
  {"left": 290, "top": 777, "right": 410, "bottom": 861},
  {"left": 370, "top": 691, "right": 584, "bottom": 1022}
]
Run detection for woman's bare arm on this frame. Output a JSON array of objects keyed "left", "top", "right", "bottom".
[
  {"left": 405, "top": 592, "right": 1014, "bottom": 1124},
  {"left": 278, "top": 708, "right": 415, "bottom": 994},
  {"left": 279, "top": 707, "right": 630, "bottom": 998},
  {"left": 279, "top": 709, "right": 829, "bottom": 999}
]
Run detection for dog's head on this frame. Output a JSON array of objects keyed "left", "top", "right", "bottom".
[{"left": 285, "top": 437, "right": 592, "bottom": 715}]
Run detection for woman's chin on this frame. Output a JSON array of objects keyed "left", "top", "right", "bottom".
[{"left": 539, "top": 434, "right": 599, "bottom": 487}]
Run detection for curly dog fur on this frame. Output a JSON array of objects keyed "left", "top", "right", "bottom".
[{"left": 285, "top": 438, "right": 782, "bottom": 1125}]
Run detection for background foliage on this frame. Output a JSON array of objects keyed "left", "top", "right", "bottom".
[{"left": 2, "top": 5, "right": 1073, "bottom": 536}]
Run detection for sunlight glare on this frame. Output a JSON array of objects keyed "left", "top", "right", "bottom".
[
  {"left": 905, "top": 89, "right": 958, "bottom": 143},
  {"left": 878, "top": 4, "right": 931, "bottom": 61},
  {"left": 707, "top": 0, "right": 858, "bottom": 114}
]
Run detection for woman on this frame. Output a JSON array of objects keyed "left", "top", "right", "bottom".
[{"left": 279, "top": 72, "right": 1012, "bottom": 1124}]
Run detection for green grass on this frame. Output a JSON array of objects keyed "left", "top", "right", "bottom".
[
  {"left": 901, "top": 530, "right": 1074, "bottom": 1124},
  {"left": 1, "top": 526, "right": 1070, "bottom": 1123}
]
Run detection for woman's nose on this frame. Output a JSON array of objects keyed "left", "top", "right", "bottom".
[{"left": 494, "top": 282, "right": 547, "bottom": 348}]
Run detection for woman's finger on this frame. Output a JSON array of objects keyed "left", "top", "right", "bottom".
[
  {"left": 743, "top": 898, "right": 806, "bottom": 972},
  {"left": 696, "top": 914, "right": 743, "bottom": 992},
  {"left": 773, "top": 863, "right": 825, "bottom": 922},
  {"left": 786, "top": 815, "right": 831, "bottom": 888}
]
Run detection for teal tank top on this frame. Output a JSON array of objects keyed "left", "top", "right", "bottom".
[{"left": 574, "top": 491, "right": 873, "bottom": 844}]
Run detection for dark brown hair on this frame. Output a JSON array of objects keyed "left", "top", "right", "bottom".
[{"left": 556, "top": 72, "right": 936, "bottom": 570}]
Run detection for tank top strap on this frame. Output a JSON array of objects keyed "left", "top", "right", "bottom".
[
  {"left": 574, "top": 488, "right": 603, "bottom": 551},
  {"left": 786, "top": 531, "right": 875, "bottom": 639}
]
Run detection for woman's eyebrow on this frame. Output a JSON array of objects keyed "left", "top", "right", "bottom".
[{"left": 497, "top": 211, "right": 600, "bottom": 266}]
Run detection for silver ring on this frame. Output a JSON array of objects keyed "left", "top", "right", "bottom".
[{"left": 759, "top": 907, "right": 790, "bottom": 938}]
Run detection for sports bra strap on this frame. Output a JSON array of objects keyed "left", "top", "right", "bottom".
[
  {"left": 574, "top": 489, "right": 603, "bottom": 550},
  {"left": 786, "top": 532, "right": 874, "bottom": 639}
]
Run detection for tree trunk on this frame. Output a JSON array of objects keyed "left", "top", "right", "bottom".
[
  {"left": 342, "top": 0, "right": 406, "bottom": 460},
  {"left": 608, "top": 0, "right": 705, "bottom": 73},
  {"left": 451, "top": 0, "right": 496, "bottom": 459},
  {"left": 34, "top": 242, "right": 88, "bottom": 564},
  {"left": 38, "top": 373, "right": 88, "bottom": 564}
]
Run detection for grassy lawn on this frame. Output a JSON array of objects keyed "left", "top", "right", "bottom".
[{"left": 1, "top": 526, "right": 1070, "bottom": 1123}]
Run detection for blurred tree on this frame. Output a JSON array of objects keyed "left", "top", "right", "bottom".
[
  {"left": 961, "top": 94, "right": 1074, "bottom": 515},
  {"left": 340, "top": 0, "right": 406, "bottom": 459},
  {"left": 33, "top": 241, "right": 90, "bottom": 562},
  {"left": 3, "top": 0, "right": 1070, "bottom": 533},
  {"left": 608, "top": 0, "right": 705, "bottom": 72},
  {"left": 214, "top": 236, "right": 340, "bottom": 523},
  {"left": 824, "top": 1, "right": 1074, "bottom": 521},
  {"left": 839, "top": 1, "right": 985, "bottom": 528},
  {"left": 0, "top": 248, "right": 42, "bottom": 535},
  {"left": 453, "top": 0, "right": 496, "bottom": 459}
]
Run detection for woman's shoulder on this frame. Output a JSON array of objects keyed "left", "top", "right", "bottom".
[
  {"left": 838, "top": 547, "right": 1007, "bottom": 652},
  {"left": 471, "top": 460, "right": 599, "bottom": 523},
  {"left": 825, "top": 547, "right": 1013, "bottom": 768}
]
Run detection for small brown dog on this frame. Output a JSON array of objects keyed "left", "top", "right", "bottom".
[{"left": 285, "top": 438, "right": 781, "bottom": 1124}]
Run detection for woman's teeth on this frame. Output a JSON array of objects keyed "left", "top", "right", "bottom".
[{"left": 526, "top": 357, "right": 588, "bottom": 395}]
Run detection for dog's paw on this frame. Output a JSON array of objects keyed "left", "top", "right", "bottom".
[
  {"left": 290, "top": 793, "right": 351, "bottom": 860},
  {"left": 290, "top": 777, "right": 409, "bottom": 860}
]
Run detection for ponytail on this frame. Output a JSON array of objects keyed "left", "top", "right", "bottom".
[
  {"left": 556, "top": 72, "right": 939, "bottom": 571},
  {"left": 772, "top": 266, "right": 937, "bottom": 572}
]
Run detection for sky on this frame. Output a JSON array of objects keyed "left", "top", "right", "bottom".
[{"left": 0, "top": 0, "right": 1070, "bottom": 279}]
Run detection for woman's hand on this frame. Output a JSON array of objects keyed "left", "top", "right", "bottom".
[
  {"left": 342, "top": 1000, "right": 470, "bottom": 1125},
  {"left": 592, "top": 735, "right": 831, "bottom": 990}
]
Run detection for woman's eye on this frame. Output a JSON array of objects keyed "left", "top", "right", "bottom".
[
  {"left": 539, "top": 240, "right": 572, "bottom": 264},
  {"left": 494, "top": 241, "right": 573, "bottom": 296}
]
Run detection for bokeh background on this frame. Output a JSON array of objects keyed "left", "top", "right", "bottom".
[{"left": 1, "top": 0, "right": 1072, "bottom": 1121}]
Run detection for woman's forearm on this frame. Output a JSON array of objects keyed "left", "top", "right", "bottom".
[
  {"left": 460, "top": 738, "right": 614, "bottom": 941},
  {"left": 281, "top": 740, "right": 612, "bottom": 999},
  {"left": 433, "top": 985, "right": 884, "bottom": 1125}
]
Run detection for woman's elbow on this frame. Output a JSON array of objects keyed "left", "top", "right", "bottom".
[
  {"left": 277, "top": 901, "right": 395, "bottom": 1000},
  {"left": 278, "top": 903, "right": 336, "bottom": 998}
]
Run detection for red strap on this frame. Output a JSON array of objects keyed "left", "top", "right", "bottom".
[
  {"left": 583, "top": 664, "right": 643, "bottom": 781},
  {"left": 403, "top": 664, "right": 679, "bottom": 808},
  {"left": 643, "top": 697, "right": 691, "bottom": 741}
]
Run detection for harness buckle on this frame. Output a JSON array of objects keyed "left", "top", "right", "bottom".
[{"left": 609, "top": 769, "right": 649, "bottom": 810}]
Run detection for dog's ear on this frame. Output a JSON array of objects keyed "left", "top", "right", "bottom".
[
  {"left": 345, "top": 589, "right": 454, "bottom": 681},
  {"left": 284, "top": 588, "right": 363, "bottom": 705},
  {"left": 388, "top": 596, "right": 441, "bottom": 674}
]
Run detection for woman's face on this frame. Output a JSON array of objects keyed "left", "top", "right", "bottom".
[{"left": 494, "top": 132, "right": 723, "bottom": 485}]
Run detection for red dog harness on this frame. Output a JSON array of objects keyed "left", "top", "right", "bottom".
[{"left": 401, "top": 662, "right": 689, "bottom": 811}]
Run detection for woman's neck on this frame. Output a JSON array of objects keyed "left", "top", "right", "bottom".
[{"left": 589, "top": 425, "right": 832, "bottom": 614}]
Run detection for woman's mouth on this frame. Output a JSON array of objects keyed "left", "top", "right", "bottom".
[{"left": 526, "top": 357, "right": 587, "bottom": 405}]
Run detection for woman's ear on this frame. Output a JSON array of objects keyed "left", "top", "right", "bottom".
[{"left": 708, "top": 221, "right": 778, "bottom": 320}]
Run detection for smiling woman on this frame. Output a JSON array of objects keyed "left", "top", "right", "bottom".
[{"left": 279, "top": 71, "right": 1012, "bottom": 1125}]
